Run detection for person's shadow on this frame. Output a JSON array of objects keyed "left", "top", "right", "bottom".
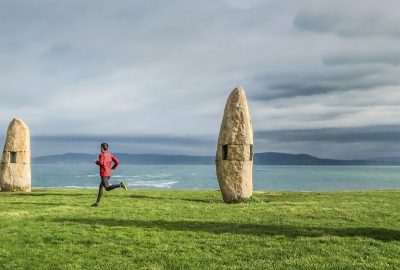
[
  {"left": 4, "top": 193, "right": 88, "bottom": 197},
  {"left": 52, "top": 217, "right": 400, "bottom": 242},
  {"left": 129, "top": 194, "right": 220, "bottom": 203}
]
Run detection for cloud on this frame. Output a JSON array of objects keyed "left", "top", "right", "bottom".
[
  {"left": 256, "top": 125, "right": 400, "bottom": 143},
  {"left": 1, "top": 0, "right": 400, "bottom": 158},
  {"left": 250, "top": 87, "right": 400, "bottom": 133},
  {"left": 254, "top": 125, "right": 400, "bottom": 159},
  {"left": 323, "top": 51, "right": 400, "bottom": 66},
  {"left": 29, "top": 134, "right": 216, "bottom": 157},
  {"left": 32, "top": 134, "right": 214, "bottom": 146},
  {"left": 248, "top": 65, "right": 399, "bottom": 100},
  {"left": 293, "top": 5, "right": 400, "bottom": 38}
]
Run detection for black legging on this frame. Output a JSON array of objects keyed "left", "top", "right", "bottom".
[{"left": 95, "top": 176, "right": 121, "bottom": 203}]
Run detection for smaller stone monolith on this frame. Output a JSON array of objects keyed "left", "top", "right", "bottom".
[
  {"left": 216, "top": 86, "right": 253, "bottom": 203},
  {"left": 0, "top": 118, "right": 31, "bottom": 191}
]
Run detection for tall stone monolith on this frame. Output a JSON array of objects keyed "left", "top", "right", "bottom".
[
  {"left": 0, "top": 118, "right": 31, "bottom": 191},
  {"left": 216, "top": 86, "right": 253, "bottom": 203}
]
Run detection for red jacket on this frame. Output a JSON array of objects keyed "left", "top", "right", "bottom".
[{"left": 95, "top": 151, "right": 119, "bottom": 176}]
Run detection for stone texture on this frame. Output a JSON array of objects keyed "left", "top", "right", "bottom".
[
  {"left": 0, "top": 118, "right": 31, "bottom": 191},
  {"left": 216, "top": 86, "right": 253, "bottom": 203}
]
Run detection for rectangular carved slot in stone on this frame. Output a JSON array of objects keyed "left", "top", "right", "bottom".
[
  {"left": 10, "top": 151, "right": 17, "bottom": 163},
  {"left": 249, "top": 145, "right": 253, "bottom": 161},
  {"left": 222, "top": 145, "right": 228, "bottom": 160}
]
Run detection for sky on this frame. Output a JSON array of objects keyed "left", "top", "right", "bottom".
[{"left": 0, "top": 0, "right": 400, "bottom": 158}]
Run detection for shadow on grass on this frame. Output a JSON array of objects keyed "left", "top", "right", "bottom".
[
  {"left": 6, "top": 202, "right": 66, "bottom": 206},
  {"left": 4, "top": 193, "right": 89, "bottom": 197},
  {"left": 52, "top": 217, "right": 400, "bottom": 242},
  {"left": 130, "top": 194, "right": 221, "bottom": 203}
]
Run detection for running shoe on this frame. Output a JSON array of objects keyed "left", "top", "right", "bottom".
[{"left": 120, "top": 181, "right": 128, "bottom": 190}]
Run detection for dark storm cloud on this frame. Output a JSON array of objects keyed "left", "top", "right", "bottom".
[
  {"left": 248, "top": 65, "right": 398, "bottom": 100},
  {"left": 254, "top": 125, "right": 400, "bottom": 159},
  {"left": 32, "top": 135, "right": 214, "bottom": 146},
  {"left": 293, "top": 9, "right": 400, "bottom": 38},
  {"left": 323, "top": 52, "right": 400, "bottom": 66},
  {"left": 29, "top": 135, "right": 216, "bottom": 157},
  {"left": 255, "top": 125, "right": 400, "bottom": 143}
]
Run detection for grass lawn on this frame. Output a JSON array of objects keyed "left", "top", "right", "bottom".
[{"left": 0, "top": 189, "right": 399, "bottom": 269}]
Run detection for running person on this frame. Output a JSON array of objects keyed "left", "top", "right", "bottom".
[{"left": 92, "top": 143, "right": 127, "bottom": 207}]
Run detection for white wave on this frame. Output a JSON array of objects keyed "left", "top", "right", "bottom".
[
  {"left": 124, "top": 174, "right": 172, "bottom": 180},
  {"left": 35, "top": 180, "right": 178, "bottom": 189},
  {"left": 75, "top": 174, "right": 124, "bottom": 179},
  {"left": 127, "top": 180, "right": 178, "bottom": 188},
  {"left": 143, "top": 174, "right": 171, "bottom": 178}
]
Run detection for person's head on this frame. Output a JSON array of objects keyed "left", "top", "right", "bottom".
[{"left": 100, "top": 143, "right": 108, "bottom": 153}]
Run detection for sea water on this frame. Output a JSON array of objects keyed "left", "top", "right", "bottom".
[{"left": 32, "top": 164, "right": 400, "bottom": 191}]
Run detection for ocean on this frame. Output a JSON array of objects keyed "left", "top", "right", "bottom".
[{"left": 32, "top": 164, "right": 400, "bottom": 191}]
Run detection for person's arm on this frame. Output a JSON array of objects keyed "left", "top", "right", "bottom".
[
  {"left": 95, "top": 154, "right": 104, "bottom": 166},
  {"left": 111, "top": 155, "right": 119, "bottom": 170}
]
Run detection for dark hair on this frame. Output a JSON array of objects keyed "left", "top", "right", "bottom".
[{"left": 101, "top": 143, "right": 108, "bottom": 151}]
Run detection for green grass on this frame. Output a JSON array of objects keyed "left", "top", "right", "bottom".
[{"left": 0, "top": 189, "right": 400, "bottom": 269}]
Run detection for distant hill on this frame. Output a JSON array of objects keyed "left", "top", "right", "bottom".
[
  {"left": 367, "top": 157, "right": 400, "bottom": 163},
  {"left": 33, "top": 153, "right": 96, "bottom": 164},
  {"left": 31, "top": 152, "right": 396, "bottom": 165},
  {"left": 253, "top": 152, "right": 379, "bottom": 165}
]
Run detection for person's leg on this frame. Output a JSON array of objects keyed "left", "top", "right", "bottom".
[
  {"left": 96, "top": 183, "right": 105, "bottom": 202},
  {"left": 103, "top": 176, "right": 121, "bottom": 191},
  {"left": 92, "top": 177, "right": 126, "bottom": 207},
  {"left": 92, "top": 178, "right": 105, "bottom": 207}
]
